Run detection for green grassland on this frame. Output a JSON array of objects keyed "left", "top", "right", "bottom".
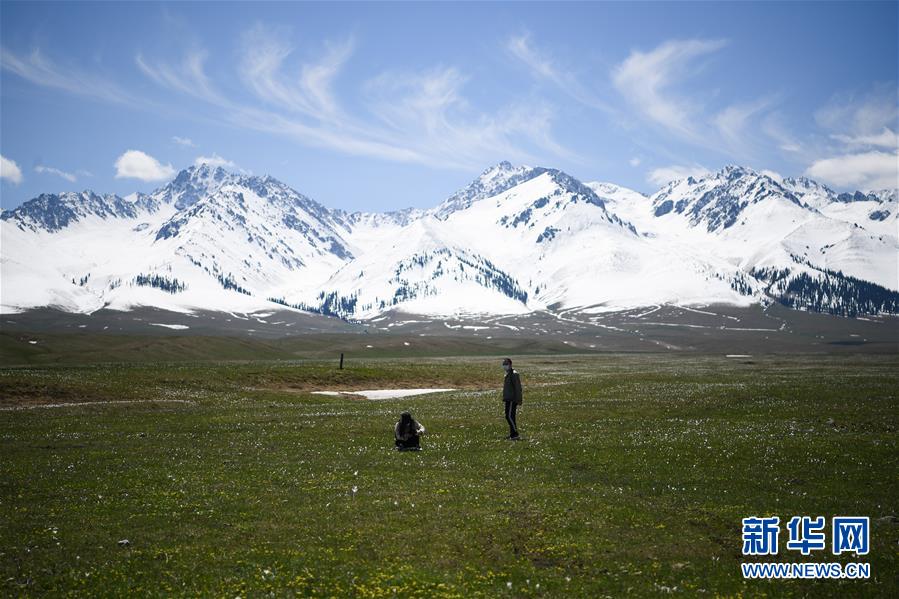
[
  {"left": 1, "top": 354, "right": 897, "bottom": 596},
  {"left": 0, "top": 331, "right": 585, "bottom": 366}
]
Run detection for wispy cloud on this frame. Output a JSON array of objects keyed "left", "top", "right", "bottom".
[
  {"left": 172, "top": 136, "right": 197, "bottom": 147},
  {"left": 831, "top": 128, "right": 899, "bottom": 149},
  {"left": 713, "top": 96, "right": 777, "bottom": 155},
  {"left": 114, "top": 150, "right": 176, "bottom": 182},
  {"left": 1, "top": 155, "right": 23, "bottom": 184},
  {"left": 365, "top": 67, "right": 576, "bottom": 167},
  {"left": 133, "top": 25, "right": 577, "bottom": 170},
  {"left": 136, "top": 49, "right": 226, "bottom": 105},
  {"left": 817, "top": 87, "right": 898, "bottom": 151},
  {"left": 1, "top": 47, "right": 139, "bottom": 105},
  {"left": 506, "top": 33, "right": 614, "bottom": 113},
  {"left": 612, "top": 39, "right": 727, "bottom": 141},
  {"left": 815, "top": 84, "right": 898, "bottom": 144},
  {"left": 194, "top": 153, "right": 236, "bottom": 169},
  {"left": 239, "top": 24, "right": 352, "bottom": 121},
  {"left": 611, "top": 38, "right": 798, "bottom": 167},
  {"left": 35, "top": 165, "right": 77, "bottom": 182},
  {"left": 4, "top": 28, "right": 578, "bottom": 174},
  {"left": 761, "top": 112, "right": 803, "bottom": 154}
]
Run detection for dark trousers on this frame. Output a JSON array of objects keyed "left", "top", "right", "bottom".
[
  {"left": 504, "top": 401, "right": 519, "bottom": 437},
  {"left": 395, "top": 435, "right": 420, "bottom": 449}
]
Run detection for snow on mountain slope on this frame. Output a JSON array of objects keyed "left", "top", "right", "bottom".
[
  {"left": 280, "top": 215, "right": 531, "bottom": 318},
  {"left": 781, "top": 178, "right": 897, "bottom": 239},
  {"left": 330, "top": 208, "right": 426, "bottom": 258},
  {"left": 1, "top": 161, "right": 896, "bottom": 319},
  {"left": 650, "top": 165, "right": 806, "bottom": 232},
  {"left": 429, "top": 161, "right": 537, "bottom": 219},
  {"left": 646, "top": 166, "right": 898, "bottom": 290},
  {"left": 585, "top": 181, "right": 656, "bottom": 234},
  {"left": 1, "top": 187, "right": 181, "bottom": 312},
  {"left": 446, "top": 169, "right": 756, "bottom": 310},
  {"left": 1, "top": 165, "right": 355, "bottom": 314},
  {"left": 299, "top": 166, "right": 757, "bottom": 317},
  {"left": 2, "top": 190, "right": 162, "bottom": 233},
  {"left": 152, "top": 167, "right": 352, "bottom": 282}
]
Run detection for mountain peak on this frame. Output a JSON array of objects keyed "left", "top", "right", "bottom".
[
  {"left": 431, "top": 161, "right": 537, "bottom": 219},
  {"left": 154, "top": 164, "right": 238, "bottom": 210},
  {"left": 718, "top": 164, "right": 762, "bottom": 181},
  {"left": 176, "top": 163, "right": 232, "bottom": 185},
  {"left": 651, "top": 164, "right": 807, "bottom": 231},
  {"left": 0, "top": 189, "right": 148, "bottom": 232}
]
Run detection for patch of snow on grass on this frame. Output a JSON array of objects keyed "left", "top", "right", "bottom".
[{"left": 312, "top": 388, "right": 456, "bottom": 400}]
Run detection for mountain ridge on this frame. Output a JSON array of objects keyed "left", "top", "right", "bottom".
[{"left": 2, "top": 162, "right": 896, "bottom": 320}]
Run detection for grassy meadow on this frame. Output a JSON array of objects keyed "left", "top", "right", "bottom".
[{"left": 1, "top": 353, "right": 897, "bottom": 596}]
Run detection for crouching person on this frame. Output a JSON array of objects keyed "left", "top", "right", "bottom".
[{"left": 395, "top": 411, "right": 425, "bottom": 450}]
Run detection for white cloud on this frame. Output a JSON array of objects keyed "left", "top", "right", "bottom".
[
  {"left": 612, "top": 39, "right": 727, "bottom": 140},
  {"left": 172, "top": 136, "right": 197, "bottom": 147},
  {"left": 114, "top": 150, "right": 176, "bottom": 182},
  {"left": 805, "top": 150, "right": 898, "bottom": 191},
  {"left": 629, "top": 157, "right": 641, "bottom": 167},
  {"left": 803, "top": 85, "right": 899, "bottom": 191},
  {"left": 760, "top": 169, "right": 784, "bottom": 183},
  {"left": 194, "top": 153, "right": 236, "bottom": 169},
  {"left": 0, "top": 154, "right": 23, "bottom": 184},
  {"left": 831, "top": 127, "right": 898, "bottom": 150},
  {"left": 647, "top": 164, "right": 710, "bottom": 187},
  {"left": 35, "top": 165, "right": 77, "bottom": 182}
]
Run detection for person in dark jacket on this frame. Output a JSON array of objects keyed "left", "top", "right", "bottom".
[
  {"left": 501, "top": 358, "right": 523, "bottom": 439},
  {"left": 394, "top": 411, "right": 426, "bottom": 450}
]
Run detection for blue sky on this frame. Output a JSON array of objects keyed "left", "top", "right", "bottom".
[{"left": 1, "top": 1, "right": 897, "bottom": 212}]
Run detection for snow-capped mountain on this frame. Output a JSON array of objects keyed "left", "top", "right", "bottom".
[
  {"left": 643, "top": 166, "right": 897, "bottom": 291},
  {"left": 781, "top": 177, "right": 897, "bottom": 239},
  {"left": 4, "top": 190, "right": 161, "bottom": 233},
  {"left": 650, "top": 165, "right": 807, "bottom": 232},
  {"left": 1, "top": 162, "right": 897, "bottom": 320},
  {"left": 429, "top": 161, "right": 536, "bottom": 219},
  {"left": 1, "top": 164, "right": 354, "bottom": 314}
]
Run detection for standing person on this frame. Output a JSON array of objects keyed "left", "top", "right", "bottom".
[
  {"left": 394, "top": 411, "right": 426, "bottom": 450},
  {"left": 502, "top": 358, "right": 523, "bottom": 439}
]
